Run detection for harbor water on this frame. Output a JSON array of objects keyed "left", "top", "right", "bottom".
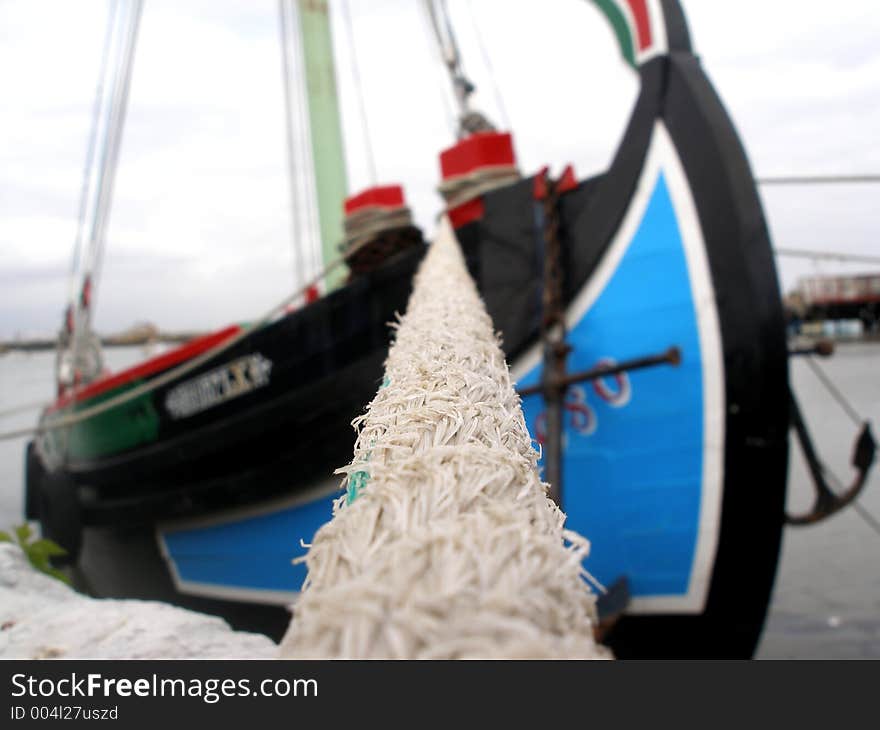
[{"left": 1, "top": 343, "right": 878, "bottom": 658}]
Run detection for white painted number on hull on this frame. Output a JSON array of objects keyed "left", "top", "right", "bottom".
[{"left": 164, "top": 353, "right": 273, "bottom": 419}]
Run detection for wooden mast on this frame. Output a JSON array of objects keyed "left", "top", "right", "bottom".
[{"left": 296, "top": 0, "right": 349, "bottom": 291}]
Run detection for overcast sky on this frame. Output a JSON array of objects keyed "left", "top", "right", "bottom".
[{"left": 2, "top": 0, "right": 879, "bottom": 338}]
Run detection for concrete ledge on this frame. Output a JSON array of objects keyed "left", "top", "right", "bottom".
[{"left": 0, "top": 545, "right": 278, "bottom": 659}]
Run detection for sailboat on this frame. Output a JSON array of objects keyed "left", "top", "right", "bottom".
[{"left": 23, "top": 0, "right": 873, "bottom": 658}]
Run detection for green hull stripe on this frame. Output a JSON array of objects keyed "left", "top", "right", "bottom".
[
  {"left": 44, "top": 381, "right": 159, "bottom": 461},
  {"left": 592, "top": 0, "right": 636, "bottom": 68},
  {"left": 298, "top": 0, "right": 349, "bottom": 289}
]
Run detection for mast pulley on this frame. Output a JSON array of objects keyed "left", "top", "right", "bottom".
[{"left": 422, "top": 0, "right": 495, "bottom": 138}]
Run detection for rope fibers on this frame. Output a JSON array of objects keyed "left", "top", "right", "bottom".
[{"left": 280, "top": 219, "right": 609, "bottom": 659}]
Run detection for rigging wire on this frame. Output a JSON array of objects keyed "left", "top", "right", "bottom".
[
  {"left": 278, "top": 0, "right": 323, "bottom": 286},
  {"left": 421, "top": 0, "right": 497, "bottom": 138},
  {"left": 793, "top": 358, "right": 880, "bottom": 538},
  {"left": 85, "top": 0, "right": 143, "bottom": 316},
  {"left": 68, "top": 0, "right": 120, "bottom": 309},
  {"left": 279, "top": 0, "right": 309, "bottom": 293},
  {"left": 852, "top": 501, "right": 880, "bottom": 540},
  {"left": 294, "top": 1, "right": 323, "bottom": 284},
  {"left": 340, "top": 0, "right": 377, "bottom": 186},
  {"left": 803, "top": 356, "right": 864, "bottom": 427},
  {"left": 63, "top": 0, "right": 142, "bottom": 386},
  {"left": 758, "top": 174, "right": 880, "bottom": 186},
  {"left": 796, "top": 353, "right": 880, "bottom": 535},
  {"left": 416, "top": 1, "right": 459, "bottom": 138},
  {"left": 825, "top": 470, "right": 880, "bottom": 541},
  {"left": 464, "top": 0, "right": 510, "bottom": 130},
  {"left": 774, "top": 248, "right": 880, "bottom": 265},
  {"left": 424, "top": 0, "right": 470, "bottom": 119},
  {"left": 0, "top": 222, "right": 388, "bottom": 443},
  {"left": 0, "top": 400, "right": 49, "bottom": 420},
  {"left": 437, "top": 0, "right": 463, "bottom": 68}
]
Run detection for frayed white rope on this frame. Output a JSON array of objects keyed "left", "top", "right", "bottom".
[{"left": 280, "top": 218, "right": 609, "bottom": 659}]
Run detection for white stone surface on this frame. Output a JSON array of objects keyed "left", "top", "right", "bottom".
[{"left": 0, "top": 544, "right": 278, "bottom": 659}]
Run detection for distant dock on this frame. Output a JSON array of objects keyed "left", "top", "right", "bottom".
[{"left": 0, "top": 330, "right": 205, "bottom": 355}]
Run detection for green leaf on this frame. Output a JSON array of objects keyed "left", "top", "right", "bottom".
[
  {"left": 14, "top": 523, "right": 32, "bottom": 545},
  {"left": 26, "top": 554, "right": 50, "bottom": 572},
  {"left": 26, "top": 539, "right": 67, "bottom": 558},
  {"left": 2, "top": 524, "right": 71, "bottom": 586},
  {"left": 44, "top": 567, "right": 71, "bottom": 586}
]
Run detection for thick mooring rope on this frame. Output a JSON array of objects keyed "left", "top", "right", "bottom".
[{"left": 280, "top": 218, "right": 608, "bottom": 659}]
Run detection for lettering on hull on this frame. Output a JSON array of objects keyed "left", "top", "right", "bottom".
[{"left": 164, "top": 354, "right": 273, "bottom": 419}]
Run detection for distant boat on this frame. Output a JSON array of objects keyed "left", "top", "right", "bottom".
[{"left": 27, "top": 0, "right": 867, "bottom": 658}]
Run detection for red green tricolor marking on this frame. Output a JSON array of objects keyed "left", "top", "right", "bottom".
[{"left": 592, "top": 0, "right": 668, "bottom": 68}]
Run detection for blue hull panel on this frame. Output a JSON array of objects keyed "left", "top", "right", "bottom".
[
  {"left": 160, "top": 491, "right": 337, "bottom": 602},
  {"left": 519, "top": 173, "right": 708, "bottom": 604}
]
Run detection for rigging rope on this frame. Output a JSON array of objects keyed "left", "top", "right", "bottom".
[
  {"left": 774, "top": 248, "right": 880, "bottom": 265},
  {"left": 0, "top": 0, "right": 363, "bottom": 442},
  {"left": 68, "top": 0, "right": 120, "bottom": 309},
  {"left": 825, "top": 471, "right": 880, "bottom": 541},
  {"left": 422, "top": 0, "right": 497, "bottom": 138},
  {"left": 0, "top": 401, "right": 50, "bottom": 421},
  {"left": 804, "top": 356, "right": 864, "bottom": 427},
  {"left": 82, "top": 0, "right": 143, "bottom": 330},
  {"left": 280, "top": 219, "right": 608, "bottom": 659},
  {"left": 298, "top": 8, "right": 324, "bottom": 285},
  {"left": 0, "top": 229, "right": 390, "bottom": 443},
  {"left": 64, "top": 0, "right": 143, "bottom": 391},
  {"left": 278, "top": 0, "right": 323, "bottom": 286},
  {"left": 851, "top": 502, "right": 880, "bottom": 540},
  {"left": 340, "top": 0, "right": 377, "bottom": 186},
  {"left": 426, "top": 0, "right": 470, "bottom": 116},
  {"left": 796, "top": 355, "right": 880, "bottom": 537},
  {"left": 464, "top": 0, "right": 510, "bottom": 130},
  {"left": 416, "top": 0, "right": 458, "bottom": 137},
  {"left": 758, "top": 175, "right": 880, "bottom": 186},
  {"left": 278, "top": 0, "right": 309, "bottom": 295}
]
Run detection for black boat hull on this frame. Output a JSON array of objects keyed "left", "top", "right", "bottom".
[{"left": 33, "top": 1, "right": 789, "bottom": 658}]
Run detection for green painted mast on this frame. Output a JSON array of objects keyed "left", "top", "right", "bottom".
[{"left": 297, "top": 0, "right": 348, "bottom": 289}]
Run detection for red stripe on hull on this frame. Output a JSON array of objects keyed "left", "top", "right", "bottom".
[{"left": 49, "top": 325, "right": 242, "bottom": 412}]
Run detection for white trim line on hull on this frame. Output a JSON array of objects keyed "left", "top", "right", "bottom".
[{"left": 511, "top": 122, "right": 725, "bottom": 615}]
